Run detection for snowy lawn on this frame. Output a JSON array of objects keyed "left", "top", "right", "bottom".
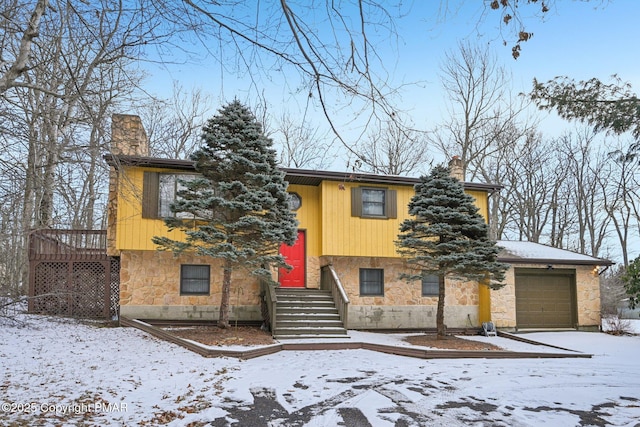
[{"left": 1, "top": 315, "right": 639, "bottom": 426}]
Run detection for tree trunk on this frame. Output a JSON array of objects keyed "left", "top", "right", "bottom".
[
  {"left": 0, "top": 0, "right": 48, "bottom": 93},
  {"left": 436, "top": 274, "right": 446, "bottom": 339},
  {"left": 218, "top": 259, "right": 232, "bottom": 329}
]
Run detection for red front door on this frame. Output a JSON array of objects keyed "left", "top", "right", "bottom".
[{"left": 279, "top": 230, "right": 305, "bottom": 288}]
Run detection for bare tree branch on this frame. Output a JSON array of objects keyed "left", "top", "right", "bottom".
[{"left": 0, "top": 0, "right": 48, "bottom": 93}]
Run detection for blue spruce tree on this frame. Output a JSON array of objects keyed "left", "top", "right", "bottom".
[
  {"left": 396, "top": 164, "right": 507, "bottom": 338},
  {"left": 153, "top": 100, "right": 298, "bottom": 328}
]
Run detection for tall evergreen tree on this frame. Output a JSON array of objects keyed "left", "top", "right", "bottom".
[
  {"left": 153, "top": 100, "right": 298, "bottom": 328},
  {"left": 396, "top": 165, "right": 508, "bottom": 338}
]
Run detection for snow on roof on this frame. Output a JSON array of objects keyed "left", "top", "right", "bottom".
[{"left": 497, "top": 240, "right": 614, "bottom": 266}]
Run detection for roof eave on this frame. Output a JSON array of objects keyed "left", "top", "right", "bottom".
[
  {"left": 104, "top": 154, "right": 195, "bottom": 170},
  {"left": 104, "top": 155, "right": 503, "bottom": 191},
  {"left": 498, "top": 257, "right": 615, "bottom": 266}
]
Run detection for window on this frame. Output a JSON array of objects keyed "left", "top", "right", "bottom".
[
  {"left": 360, "top": 268, "right": 384, "bottom": 296},
  {"left": 422, "top": 273, "right": 440, "bottom": 296},
  {"left": 142, "top": 172, "right": 199, "bottom": 218},
  {"left": 351, "top": 187, "right": 397, "bottom": 219},
  {"left": 287, "top": 192, "right": 302, "bottom": 211},
  {"left": 180, "top": 265, "right": 210, "bottom": 295},
  {"left": 362, "top": 188, "right": 385, "bottom": 216},
  {"left": 158, "top": 174, "right": 199, "bottom": 218}
]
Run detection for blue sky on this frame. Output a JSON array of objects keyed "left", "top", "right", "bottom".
[
  {"left": 137, "top": 1, "right": 639, "bottom": 261},
  {"left": 141, "top": 1, "right": 640, "bottom": 163},
  {"left": 393, "top": 1, "right": 640, "bottom": 134}
]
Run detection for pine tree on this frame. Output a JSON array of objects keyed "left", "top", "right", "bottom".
[
  {"left": 622, "top": 256, "right": 640, "bottom": 310},
  {"left": 396, "top": 164, "right": 507, "bottom": 338},
  {"left": 153, "top": 100, "right": 298, "bottom": 328}
]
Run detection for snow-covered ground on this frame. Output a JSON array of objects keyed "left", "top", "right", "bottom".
[{"left": 1, "top": 315, "right": 639, "bottom": 426}]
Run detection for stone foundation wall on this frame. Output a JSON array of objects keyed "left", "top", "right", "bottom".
[
  {"left": 119, "top": 250, "right": 262, "bottom": 321},
  {"left": 490, "top": 264, "right": 601, "bottom": 330},
  {"left": 322, "top": 256, "right": 480, "bottom": 329},
  {"left": 119, "top": 251, "right": 601, "bottom": 329},
  {"left": 119, "top": 304, "right": 261, "bottom": 322}
]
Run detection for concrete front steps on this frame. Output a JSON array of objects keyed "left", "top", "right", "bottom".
[{"left": 274, "top": 288, "right": 348, "bottom": 339}]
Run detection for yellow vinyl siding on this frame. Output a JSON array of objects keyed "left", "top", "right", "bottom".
[
  {"left": 114, "top": 166, "right": 492, "bottom": 257},
  {"left": 467, "top": 190, "right": 489, "bottom": 221},
  {"left": 287, "top": 184, "right": 321, "bottom": 257},
  {"left": 115, "top": 166, "right": 187, "bottom": 251},
  {"left": 115, "top": 169, "right": 326, "bottom": 253},
  {"left": 478, "top": 282, "right": 492, "bottom": 323},
  {"left": 319, "top": 182, "right": 490, "bottom": 258},
  {"left": 320, "top": 180, "right": 413, "bottom": 257}
]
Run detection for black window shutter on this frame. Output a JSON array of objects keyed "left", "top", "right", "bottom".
[
  {"left": 351, "top": 187, "right": 362, "bottom": 217},
  {"left": 386, "top": 189, "right": 397, "bottom": 218},
  {"left": 142, "top": 172, "right": 159, "bottom": 218}
]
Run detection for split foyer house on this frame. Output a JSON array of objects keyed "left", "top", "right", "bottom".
[{"left": 105, "top": 114, "right": 613, "bottom": 335}]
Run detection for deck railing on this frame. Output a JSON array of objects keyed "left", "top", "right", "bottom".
[
  {"left": 28, "top": 229, "right": 118, "bottom": 319},
  {"left": 320, "top": 265, "right": 350, "bottom": 328},
  {"left": 29, "top": 229, "right": 108, "bottom": 261}
]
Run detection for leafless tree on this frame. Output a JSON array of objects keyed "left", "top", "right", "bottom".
[
  {"left": 474, "top": 121, "right": 530, "bottom": 240},
  {"left": 434, "top": 42, "right": 533, "bottom": 181},
  {"left": 0, "top": 0, "right": 149, "bottom": 294},
  {"left": 556, "top": 130, "right": 611, "bottom": 257},
  {"left": 1, "top": 1, "right": 585, "bottom": 143},
  {"left": 142, "top": 84, "right": 214, "bottom": 159},
  {"left": 507, "top": 134, "right": 566, "bottom": 243},
  {"left": 355, "top": 118, "right": 432, "bottom": 176},
  {"left": 480, "top": 127, "right": 582, "bottom": 247},
  {"left": 271, "top": 112, "right": 335, "bottom": 169},
  {"left": 484, "top": 124, "right": 636, "bottom": 263},
  {"left": 0, "top": 0, "right": 48, "bottom": 93},
  {"left": 601, "top": 144, "right": 638, "bottom": 267},
  {"left": 600, "top": 266, "right": 627, "bottom": 315},
  {"left": 0, "top": 0, "right": 599, "bottom": 300}
]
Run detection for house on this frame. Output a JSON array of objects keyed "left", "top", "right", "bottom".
[{"left": 105, "top": 114, "right": 612, "bottom": 334}]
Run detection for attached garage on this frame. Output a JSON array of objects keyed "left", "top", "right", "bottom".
[
  {"left": 493, "top": 241, "right": 614, "bottom": 331},
  {"left": 514, "top": 269, "right": 577, "bottom": 329}
]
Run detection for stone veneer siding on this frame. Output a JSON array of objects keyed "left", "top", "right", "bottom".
[
  {"left": 119, "top": 250, "right": 262, "bottom": 321},
  {"left": 322, "top": 256, "right": 481, "bottom": 330},
  {"left": 490, "top": 263, "right": 601, "bottom": 331},
  {"left": 306, "top": 256, "right": 321, "bottom": 289}
]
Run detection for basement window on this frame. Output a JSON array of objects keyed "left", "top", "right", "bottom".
[
  {"left": 422, "top": 273, "right": 440, "bottom": 296},
  {"left": 360, "top": 268, "right": 384, "bottom": 296},
  {"left": 180, "top": 265, "right": 210, "bottom": 295}
]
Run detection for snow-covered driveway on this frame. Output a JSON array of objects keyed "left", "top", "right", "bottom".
[{"left": 1, "top": 316, "right": 639, "bottom": 426}]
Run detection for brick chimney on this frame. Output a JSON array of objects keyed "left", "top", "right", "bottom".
[
  {"left": 448, "top": 156, "right": 464, "bottom": 182},
  {"left": 111, "top": 114, "right": 149, "bottom": 156}
]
